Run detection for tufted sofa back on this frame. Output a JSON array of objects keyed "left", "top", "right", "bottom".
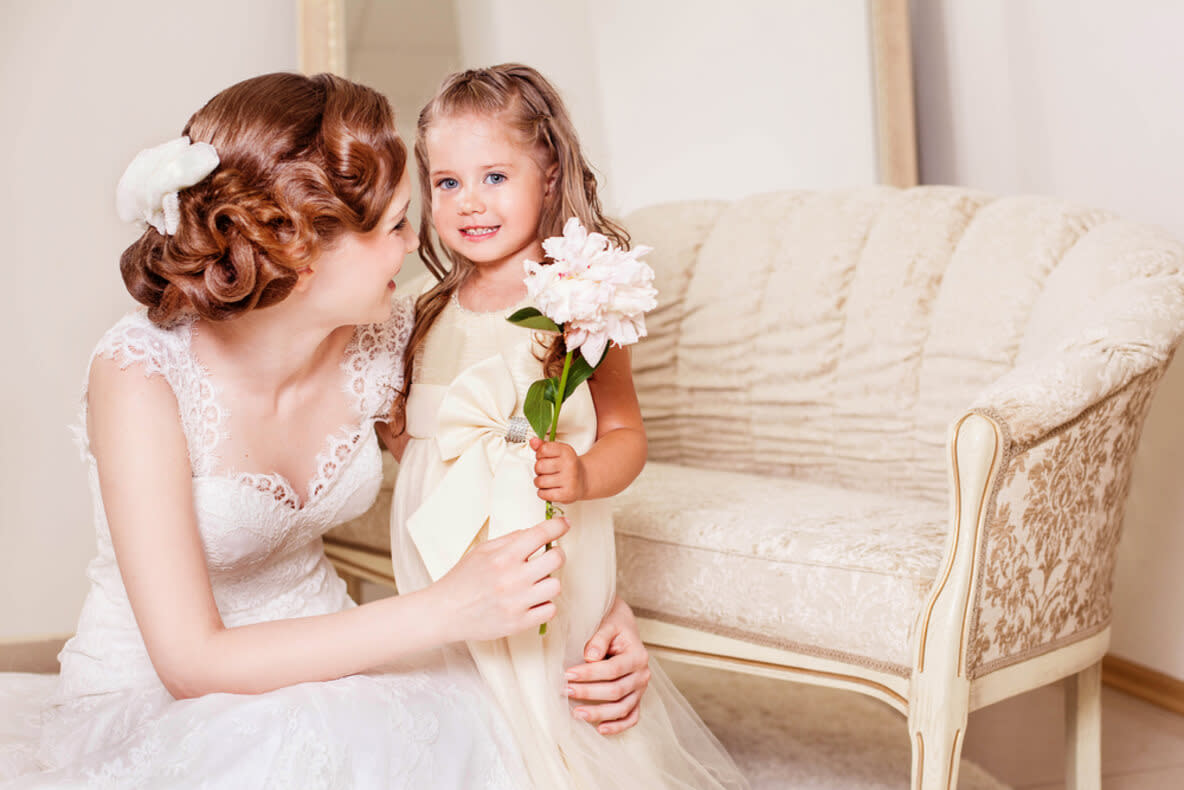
[{"left": 625, "top": 186, "right": 1181, "bottom": 504}]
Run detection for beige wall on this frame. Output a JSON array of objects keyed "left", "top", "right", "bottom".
[
  {"left": 452, "top": 0, "right": 880, "bottom": 216},
  {"left": 0, "top": 0, "right": 298, "bottom": 639},
  {"left": 912, "top": 0, "right": 1184, "bottom": 680}
]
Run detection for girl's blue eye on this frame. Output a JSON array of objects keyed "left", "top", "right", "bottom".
[
  {"left": 485, "top": 173, "right": 506, "bottom": 185},
  {"left": 436, "top": 177, "right": 458, "bottom": 190}
]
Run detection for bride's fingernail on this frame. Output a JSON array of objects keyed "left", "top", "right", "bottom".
[
  {"left": 565, "top": 686, "right": 575, "bottom": 697},
  {"left": 575, "top": 709, "right": 589, "bottom": 721},
  {"left": 564, "top": 671, "right": 577, "bottom": 680}
]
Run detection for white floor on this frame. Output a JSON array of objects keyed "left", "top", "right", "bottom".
[
  {"left": 666, "top": 660, "right": 1184, "bottom": 790},
  {"left": 666, "top": 661, "right": 1005, "bottom": 789},
  {"left": 962, "top": 682, "right": 1184, "bottom": 789}
]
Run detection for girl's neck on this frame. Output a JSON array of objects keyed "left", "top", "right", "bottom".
[{"left": 456, "top": 238, "right": 542, "bottom": 312}]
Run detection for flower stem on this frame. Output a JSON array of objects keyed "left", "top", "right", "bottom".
[
  {"left": 543, "top": 350, "right": 573, "bottom": 520},
  {"left": 540, "top": 349, "right": 574, "bottom": 635},
  {"left": 548, "top": 351, "right": 574, "bottom": 442}
]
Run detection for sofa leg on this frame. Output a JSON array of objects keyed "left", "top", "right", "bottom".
[
  {"left": 1065, "top": 661, "right": 1102, "bottom": 790},
  {"left": 908, "top": 689, "right": 968, "bottom": 790}
]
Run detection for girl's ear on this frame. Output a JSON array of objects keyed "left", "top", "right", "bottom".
[{"left": 544, "top": 163, "right": 559, "bottom": 197}]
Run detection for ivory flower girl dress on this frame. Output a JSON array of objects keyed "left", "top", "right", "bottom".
[
  {"left": 0, "top": 299, "right": 533, "bottom": 789},
  {"left": 390, "top": 287, "right": 748, "bottom": 790}
]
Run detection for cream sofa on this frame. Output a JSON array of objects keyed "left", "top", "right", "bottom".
[{"left": 325, "top": 186, "right": 1184, "bottom": 790}]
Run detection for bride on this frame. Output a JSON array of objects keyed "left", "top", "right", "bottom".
[{"left": 0, "top": 72, "right": 653, "bottom": 788}]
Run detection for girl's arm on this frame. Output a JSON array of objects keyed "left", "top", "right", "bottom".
[
  {"left": 89, "top": 356, "right": 565, "bottom": 700},
  {"left": 532, "top": 345, "right": 647, "bottom": 503}
]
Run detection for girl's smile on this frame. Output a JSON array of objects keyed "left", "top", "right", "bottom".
[{"left": 459, "top": 224, "right": 501, "bottom": 240}]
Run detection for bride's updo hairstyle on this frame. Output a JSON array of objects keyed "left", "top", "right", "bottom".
[{"left": 121, "top": 72, "right": 405, "bottom": 325}]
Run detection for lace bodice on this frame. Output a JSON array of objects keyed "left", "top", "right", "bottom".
[{"left": 58, "top": 298, "right": 413, "bottom": 700}]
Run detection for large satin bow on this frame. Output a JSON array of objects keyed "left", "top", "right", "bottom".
[{"left": 408, "top": 354, "right": 597, "bottom": 581}]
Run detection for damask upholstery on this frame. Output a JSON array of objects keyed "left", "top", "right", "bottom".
[{"left": 968, "top": 366, "right": 1166, "bottom": 677}]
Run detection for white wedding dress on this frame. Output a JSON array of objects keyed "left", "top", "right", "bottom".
[{"left": 0, "top": 298, "right": 532, "bottom": 789}]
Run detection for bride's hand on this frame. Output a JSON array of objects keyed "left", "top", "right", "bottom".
[
  {"left": 429, "top": 517, "right": 569, "bottom": 643},
  {"left": 564, "top": 596, "right": 652, "bottom": 735}
]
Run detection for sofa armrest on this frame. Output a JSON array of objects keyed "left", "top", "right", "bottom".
[
  {"left": 971, "top": 274, "right": 1184, "bottom": 447},
  {"left": 964, "top": 362, "right": 1168, "bottom": 678}
]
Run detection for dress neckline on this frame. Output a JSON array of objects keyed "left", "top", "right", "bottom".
[
  {"left": 449, "top": 289, "right": 531, "bottom": 317},
  {"left": 179, "top": 319, "right": 375, "bottom": 512}
]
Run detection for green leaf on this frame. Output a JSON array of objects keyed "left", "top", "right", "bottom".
[
  {"left": 507, "top": 306, "right": 542, "bottom": 322},
  {"left": 542, "top": 377, "right": 560, "bottom": 404},
  {"left": 562, "top": 353, "right": 597, "bottom": 400},
  {"left": 506, "top": 307, "right": 560, "bottom": 333},
  {"left": 523, "top": 379, "right": 553, "bottom": 440}
]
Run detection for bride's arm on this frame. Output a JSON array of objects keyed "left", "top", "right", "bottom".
[{"left": 88, "top": 356, "right": 565, "bottom": 700}]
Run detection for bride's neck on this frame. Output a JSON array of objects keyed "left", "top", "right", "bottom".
[{"left": 193, "top": 299, "right": 348, "bottom": 399}]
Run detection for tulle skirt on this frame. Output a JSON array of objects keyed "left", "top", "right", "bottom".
[{"left": 392, "top": 437, "right": 750, "bottom": 790}]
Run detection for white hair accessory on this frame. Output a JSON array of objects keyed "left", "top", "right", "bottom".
[{"left": 116, "top": 136, "right": 219, "bottom": 236}]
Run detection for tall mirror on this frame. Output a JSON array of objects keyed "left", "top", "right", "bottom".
[{"left": 301, "top": 0, "right": 917, "bottom": 284}]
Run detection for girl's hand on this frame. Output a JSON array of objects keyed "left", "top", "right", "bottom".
[
  {"left": 429, "top": 517, "right": 569, "bottom": 643},
  {"left": 564, "top": 596, "right": 652, "bottom": 735},
  {"left": 530, "top": 438, "right": 588, "bottom": 504}
]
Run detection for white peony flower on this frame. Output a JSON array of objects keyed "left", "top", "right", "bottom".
[
  {"left": 116, "top": 136, "right": 219, "bottom": 236},
  {"left": 524, "top": 217, "right": 658, "bottom": 366}
]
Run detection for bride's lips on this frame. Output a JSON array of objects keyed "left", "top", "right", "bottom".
[{"left": 459, "top": 225, "right": 500, "bottom": 242}]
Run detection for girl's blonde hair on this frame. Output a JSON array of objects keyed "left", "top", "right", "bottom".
[{"left": 391, "top": 63, "right": 628, "bottom": 429}]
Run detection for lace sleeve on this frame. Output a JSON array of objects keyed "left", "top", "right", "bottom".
[
  {"left": 346, "top": 295, "right": 415, "bottom": 421},
  {"left": 92, "top": 311, "right": 180, "bottom": 381},
  {"left": 81, "top": 311, "right": 224, "bottom": 475}
]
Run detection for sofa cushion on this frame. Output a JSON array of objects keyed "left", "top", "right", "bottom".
[{"left": 613, "top": 462, "right": 948, "bottom": 675}]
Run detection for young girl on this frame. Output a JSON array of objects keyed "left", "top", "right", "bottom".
[{"left": 388, "top": 64, "right": 748, "bottom": 790}]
